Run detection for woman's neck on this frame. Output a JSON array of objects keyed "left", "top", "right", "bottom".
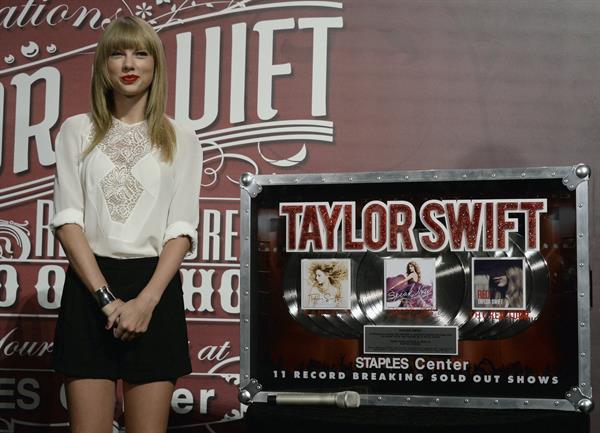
[{"left": 112, "top": 92, "right": 148, "bottom": 124}]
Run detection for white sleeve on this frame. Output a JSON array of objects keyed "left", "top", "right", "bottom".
[
  {"left": 163, "top": 123, "right": 203, "bottom": 255},
  {"left": 50, "top": 116, "right": 86, "bottom": 232}
]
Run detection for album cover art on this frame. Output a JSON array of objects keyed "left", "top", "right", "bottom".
[
  {"left": 384, "top": 258, "right": 436, "bottom": 310},
  {"left": 301, "top": 259, "right": 352, "bottom": 310},
  {"left": 472, "top": 258, "right": 526, "bottom": 310}
]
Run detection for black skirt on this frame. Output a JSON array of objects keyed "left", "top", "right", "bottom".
[{"left": 52, "top": 256, "right": 192, "bottom": 383}]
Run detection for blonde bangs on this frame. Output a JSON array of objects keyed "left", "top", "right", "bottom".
[{"left": 100, "top": 21, "right": 156, "bottom": 60}]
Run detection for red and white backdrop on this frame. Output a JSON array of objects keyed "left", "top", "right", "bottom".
[{"left": 1, "top": 0, "right": 599, "bottom": 431}]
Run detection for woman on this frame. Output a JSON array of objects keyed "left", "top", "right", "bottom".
[
  {"left": 51, "top": 16, "right": 202, "bottom": 433},
  {"left": 493, "top": 266, "right": 524, "bottom": 308},
  {"left": 388, "top": 261, "right": 420, "bottom": 290},
  {"left": 386, "top": 261, "right": 433, "bottom": 309},
  {"left": 306, "top": 261, "right": 347, "bottom": 308}
]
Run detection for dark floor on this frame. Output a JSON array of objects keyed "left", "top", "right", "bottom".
[{"left": 240, "top": 405, "right": 589, "bottom": 433}]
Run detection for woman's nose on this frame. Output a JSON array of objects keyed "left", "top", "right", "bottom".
[{"left": 122, "top": 53, "right": 134, "bottom": 70}]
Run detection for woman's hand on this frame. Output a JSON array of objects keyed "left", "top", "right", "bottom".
[
  {"left": 102, "top": 298, "right": 124, "bottom": 323},
  {"left": 109, "top": 293, "right": 159, "bottom": 342},
  {"left": 493, "top": 275, "right": 508, "bottom": 287}
]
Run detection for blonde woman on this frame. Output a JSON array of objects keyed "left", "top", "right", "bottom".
[
  {"left": 306, "top": 261, "right": 348, "bottom": 307},
  {"left": 493, "top": 266, "right": 524, "bottom": 308},
  {"left": 51, "top": 17, "right": 202, "bottom": 433}
]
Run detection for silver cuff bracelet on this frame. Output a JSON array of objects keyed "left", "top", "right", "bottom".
[{"left": 93, "top": 285, "right": 116, "bottom": 308}]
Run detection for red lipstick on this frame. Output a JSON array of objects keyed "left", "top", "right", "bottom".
[{"left": 120, "top": 74, "right": 139, "bottom": 84}]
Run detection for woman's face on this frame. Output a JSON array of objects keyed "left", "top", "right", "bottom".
[
  {"left": 407, "top": 263, "right": 415, "bottom": 273},
  {"left": 107, "top": 47, "right": 154, "bottom": 99},
  {"left": 315, "top": 269, "right": 328, "bottom": 285}
]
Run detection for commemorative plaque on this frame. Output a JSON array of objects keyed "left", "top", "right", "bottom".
[{"left": 238, "top": 165, "right": 592, "bottom": 412}]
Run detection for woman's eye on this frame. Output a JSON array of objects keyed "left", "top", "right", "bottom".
[
  {"left": 136, "top": 51, "right": 149, "bottom": 57},
  {"left": 110, "top": 50, "right": 123, "bottom": 56}
]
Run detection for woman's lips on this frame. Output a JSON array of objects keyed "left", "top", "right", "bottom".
[{"left": 120, "top": 75, "right": 139, "bottom": 84}]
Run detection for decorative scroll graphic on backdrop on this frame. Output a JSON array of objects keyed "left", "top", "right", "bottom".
[
  {"left": 199, "top": 120, "right": 333, "bottom": 185},
  {"left": 0, "top": 219, "right": 31, "bottom": 259}
]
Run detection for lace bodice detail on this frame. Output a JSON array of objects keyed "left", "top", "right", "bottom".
[
  {"left": 97, "top": 120, "right": 152, "bottom": 224},
  {"left": 52, "top": 113, "right": 203, "bottom": 258}
]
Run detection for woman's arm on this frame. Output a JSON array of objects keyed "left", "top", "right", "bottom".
[
  {"left": 56, "top": 223, "right": 123, "bottom": 317},
  {"left": 107, "top": 236, "right": 190, "bottom": 341},
  {"left": 406, "top": 271, "right": 418, "bottom": 282},
  {"left": 389, "top": 276, "right": 408, "bottom": 291},
  {"left": 52, "top": 115, "right": 123, "bottom": 318},
  {"left": 389, "top": 271, "right": 419, "bottom": 291}
]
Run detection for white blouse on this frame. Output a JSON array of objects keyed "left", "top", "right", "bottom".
[{"left": 51, "top": 113, "right": 203, "bottom": 258}]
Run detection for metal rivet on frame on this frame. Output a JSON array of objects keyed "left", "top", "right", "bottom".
[
  {"left": 433, "top": 175, "right": 438, "bottom": 179},
  {"left": 580, "top": 322, "right": 585, "bottom": 327},
  {"left": 524, "top": 401, "right": 529, "bottom": 406},
  {"left": 494, "top": 400, "right": 499, "bottom": 404},
  {"left": 406, "top": 397, "right": 411, "bottom": 402},
  {"left": 551, "top": 172, "right": 556, "bottom": 176},
  {"left": 244, "top": 347, "right": 249, "bottom": 351},
  {"left": 563, "top": 178, "right": 569, "bottom": 184},
  {"left": 244, "top": 374, "right": 249, "bottom": 379},
  {"left": 582, "top": 383, "right": 587, "bottom": 387},
  {"left": 348, "top": 177, "right": 353, "bottom": 181},
  {"left": 245, "top": 209, "right": 249, "bottom": 214},
  {"left": 567, "top": 393, "right": 572, "bottom": 398},
  {"left": 578, "top": 203, "right": 584, "bottom": 208},
  {"left": 321, "top": 178, "right": 326, "bottom": 183},
  {"left": 244, "top": 291, "right": 249, "bottom": 296},
  {"left": 377, "top": 396, "right": 383, "bottom": 401},
  {"left": 579, "top": 263, "right": 584, "bottom": 267},
  {"left": 569, "top": 184, "right": 574, "bottom": 189},
  {"left": 377, "top": 176, "right": 382, "bottom": 180},
  {"left": 435, "top": 398, "right": 440, "bottom": 403},
  {"left": 579, "top": 233, "right": 584, "bottom": 238},
  {"left": 404, "top": 175, "right": 409, "bottom": 180},
  {"left": 244, "top": 319, "right": 249, "bottom": 323},
  {"left": 256, "top": 385, "right": 262, "bottom": 390},
  {"left": 462, "top": 174, "right": 467, "bottom": 178},
  {"left": 295, "top": 178, "right": 300, "bottom": 183},
  {"left": 521, "top": 172, "right": 526, "bottom": 177},
  {"left": 554, "top": 401, "right": 560, "bottom": 406},
  {"left": 580, "top": 293, "right": 585, "bottom": 297},
  {"left": 245, "top": 263, "right": 249, "bottom": 268},
  {"left": 491, "top": 173, "right": 496, "bottom": 178},
  {"left": 464, "top": 399, "right": 469, "bottom": 404},
  {"left": 581, "top": 352, "right": 586, "bottom": 357}
]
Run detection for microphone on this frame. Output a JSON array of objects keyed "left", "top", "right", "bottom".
[{"left": 268, "top": 391, "right": 360, "bottom": 408}]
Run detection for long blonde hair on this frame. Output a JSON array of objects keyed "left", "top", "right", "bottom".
[
  {"left": 308, "top": 261, "right": 348, "bottom": 289},
  {"left": 88, "top": 16, "right": 176, "bottom": 162}
]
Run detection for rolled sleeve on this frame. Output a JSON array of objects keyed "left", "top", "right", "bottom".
[
  {"left": 163, "top": 221, "right": 198, "bottom": 254},
  {"left": 51, "top": 115, "right": 86, "bottom": 232},
  {"left": 50, "top": 208, "right": 84, "bottom": 231},
  {"left": 163, "top": 122, "right": 203, "bottom": 255}
]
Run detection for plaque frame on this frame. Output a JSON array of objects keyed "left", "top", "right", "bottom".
[{"left": 238, "top": 165, "right": 592, "bottom": 413}]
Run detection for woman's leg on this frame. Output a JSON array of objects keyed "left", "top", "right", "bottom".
[
  {"left": 65, "top": 378, "right": 116, "bottom": 433},
  {"left": 123, "top": 380, "right": 174, "bottom": 433}
]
